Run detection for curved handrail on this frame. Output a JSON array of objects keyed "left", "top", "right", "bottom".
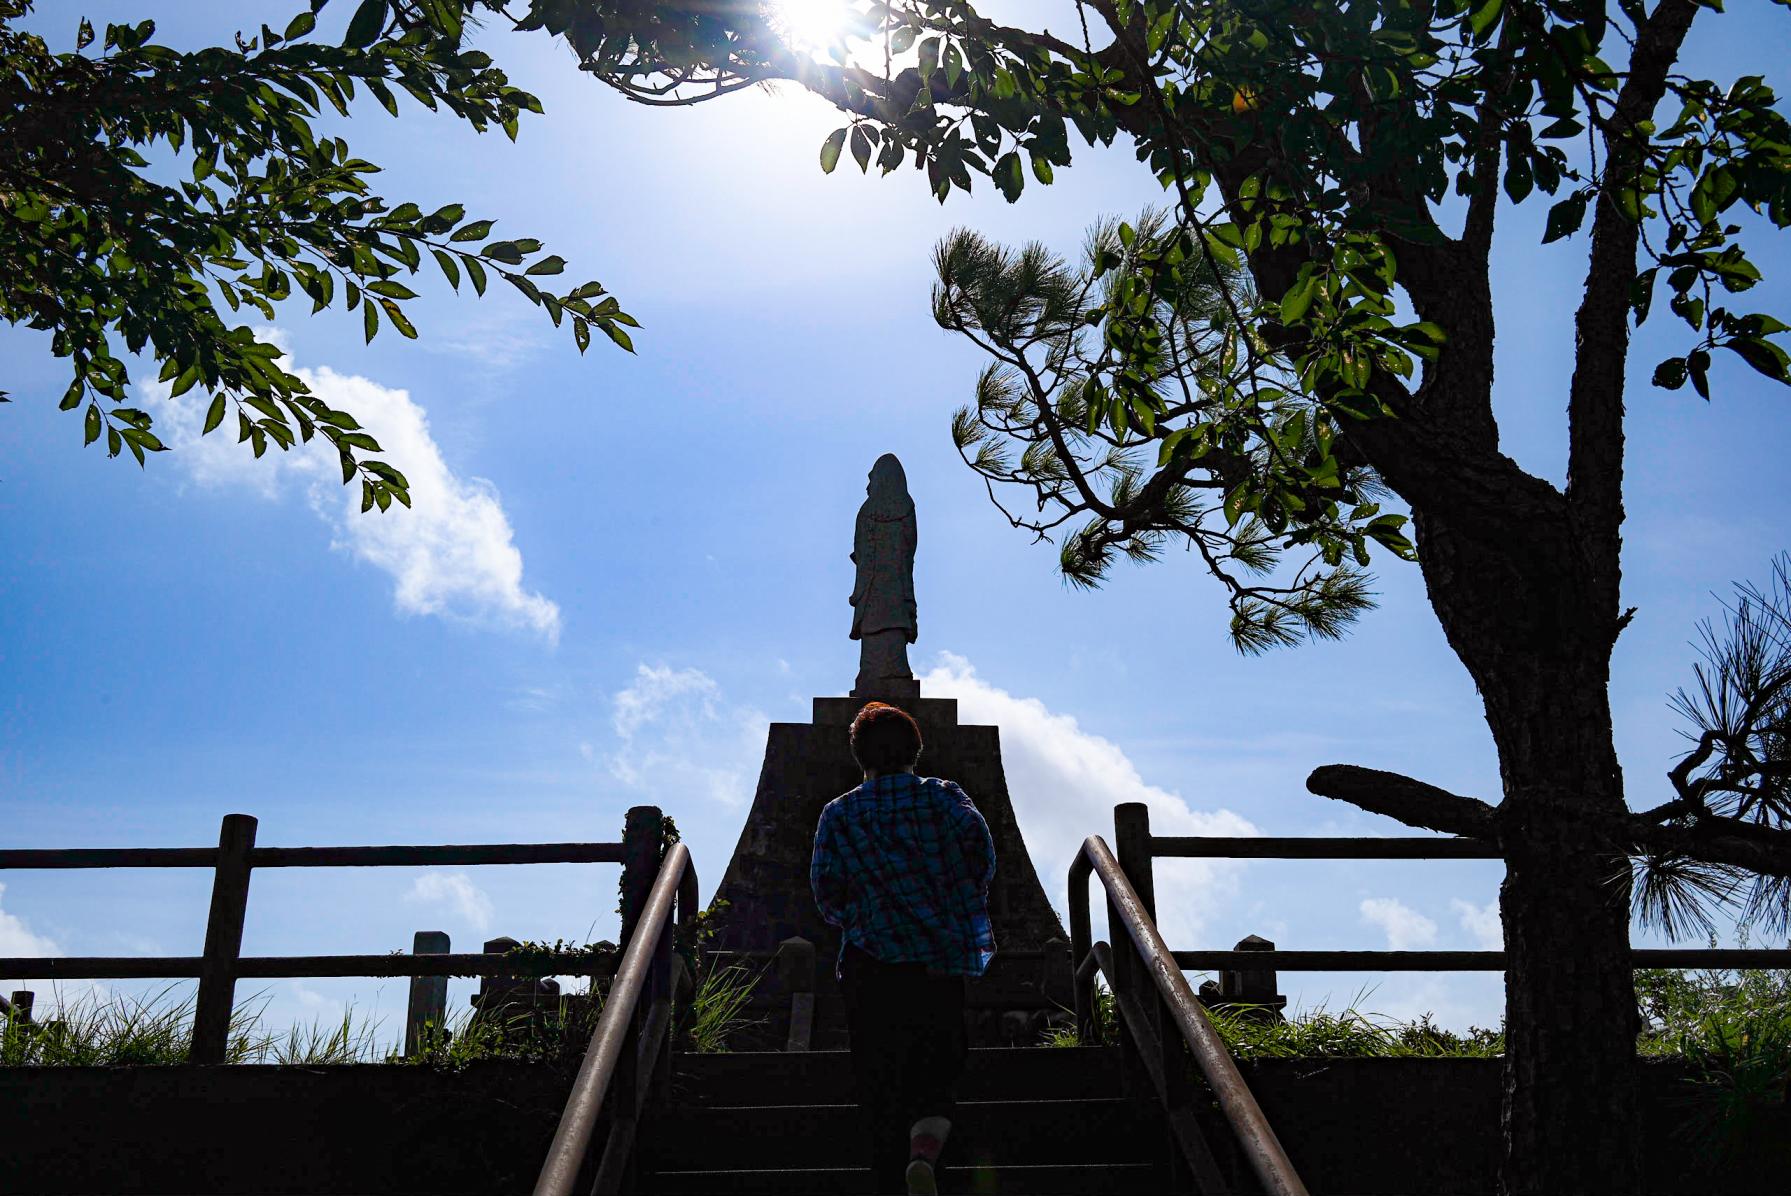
[
  {"left": 1073, "top": 834, "right": 1308, "bottom": 1196},
  {"left": 534, "top": 840, "right": 694, "bottom": 1196}
]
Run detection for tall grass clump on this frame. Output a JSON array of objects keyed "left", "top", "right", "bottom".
[
  {"left": 677, "top": 962, "right": 762, "bottom": 1054},
  {"left": 0, "top": 985, "right": 383, "bottom": 1065}
]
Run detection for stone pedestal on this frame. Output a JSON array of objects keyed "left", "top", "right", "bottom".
[{"left": 709, "top": 695, "right": 1070, "bottom": 1047}]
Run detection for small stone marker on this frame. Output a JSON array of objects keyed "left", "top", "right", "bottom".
[
  {"left": 776, "top": 937, "right": 816, "bottom": 1052},
  {"left": 1198, "top": 934, "right": 1288, "bottom": 1022}
]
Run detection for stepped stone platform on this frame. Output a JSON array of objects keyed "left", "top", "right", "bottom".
[{"left": 708, "top": 695, "right": 1073, "bottom": 1047}]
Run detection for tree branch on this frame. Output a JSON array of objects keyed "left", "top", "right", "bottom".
[
  {"left": 1306, "top": 764, "right": 1499, "bottom": 840},
  {"left": 1628, "top": 813, "right": 1791, "bottom": 878},
  {"left": 1565, "top": 0, "right": 1699, "bottom": 623}
]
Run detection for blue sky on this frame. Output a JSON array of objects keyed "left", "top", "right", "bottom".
[{"left": 2, "top": 1, "right": 1788, "bottom": 1040}]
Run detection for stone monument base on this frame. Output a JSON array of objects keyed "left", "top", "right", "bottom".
[{"left": 708, "top": 694, "right": 1073, "bottom": 1048}]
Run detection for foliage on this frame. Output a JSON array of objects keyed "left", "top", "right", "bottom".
[
  {"left": 0, "top": 984, "right": 381, "bottom": 1065},
  {"left": 1045, "top": 980, "right": 1502, "bottom": 1056},
  {"left": 1636, "top": 947, "right": 1791, "bottom": 1161},
  {"left": 555, "top": 0, "right": 1790, "bottom": 629},
  {"left": 0, "top": 0, "right": 635, "bottom": 510},
  {"left": 401, "top": 992, "right": 603, "bottom": 1069},
  {"left": 939, "top": 209, "right": 1386, "bottom": 648},
  {"left": 676, "top": 961, "right": 763, "bottom": 1054},
  {"left": 1636, "top": 554, "right": 1791, "bottom": 937}
]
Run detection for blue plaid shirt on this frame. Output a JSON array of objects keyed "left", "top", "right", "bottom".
[{"left": 811, "top": 773, "right": 997, "bottom": 977}]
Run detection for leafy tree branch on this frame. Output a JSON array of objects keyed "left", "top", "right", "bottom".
[{"left": 1, "top": 0, "right": 637, "bottom": 511}]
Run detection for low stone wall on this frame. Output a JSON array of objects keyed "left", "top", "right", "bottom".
[
  {"left": 2, "top": 1056, "right": 1784, "bottom": 1194},
  {"left": 1, "top": 1061, "right": 581, "bottom": 1195},
  {"left": 1204, "top": 1057, "right": 1788, "bottom": 1194}
]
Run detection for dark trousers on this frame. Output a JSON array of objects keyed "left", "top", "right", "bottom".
[{"left": 839, "top": 943, "right": 970, "bottom": 1194}]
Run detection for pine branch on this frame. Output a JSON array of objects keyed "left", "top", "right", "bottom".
[{"left": 1305, "top": 764, "right": 1499, "bottom": 840}]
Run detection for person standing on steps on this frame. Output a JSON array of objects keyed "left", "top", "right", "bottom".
[{"left": 811, "top": 701, "right": 998, "bottom": 1196}]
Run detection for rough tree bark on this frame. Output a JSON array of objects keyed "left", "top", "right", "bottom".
[{"left": 1414, "top": 496, "right": 1642, "bottom": 1191}]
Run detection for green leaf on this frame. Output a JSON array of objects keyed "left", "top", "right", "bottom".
[
  {"left": 83, "top": 404, "right": 101, "bottom": 446},
  {"left": 452, "top": 219, "right": 496, "bottom": 243},
  {"left": 380, "top": 298, "right": 417, "bottom": 339},
  {"left": 431, "top": 248, "right": 461, "bottom": 290},
  {"left": 820, "top": 127, "right": 847, "bottom": 174},
  {"left": 994, "top": 152, "right": 1024, "bottom": 203},
  {"left": 1727, "top": 336, "right": 1791, "bottom": 384},
  {"left": 1280, "top": 274, "right": 1319, "bottom": 325},
  {"left": 525, "top": 255, "right": 567, "bottom": 276},
  {"left": 1542, "top": 193, "right": 1588, "bottom": 244},
  {"left": 367, "top": 279, "right": 418, "bottom": 300},
  {"left": 344, "top": 0, "right": 387, "bottom": 48},
  {"left": 203, "top": 395, "right": 227, "bottom": 434},
  {"left": 363, "top": 298, "right": 380, "bottom": 343},
  {"left": 601, "top": 322, "right": 635, "bottom": 353}
]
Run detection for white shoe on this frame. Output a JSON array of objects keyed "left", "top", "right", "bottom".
[{"left": 904, "top": 1157, "right": 938, "bottom": 1196}]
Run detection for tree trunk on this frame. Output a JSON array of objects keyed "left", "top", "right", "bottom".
[
  {"left": 1496, "top": 718, "right": 1640, "bottom": 1194},
  {"left": 1413, "top": 501, "right": 1640, "bottom": 1194}
]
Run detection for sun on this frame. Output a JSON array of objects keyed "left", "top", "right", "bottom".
[{"left": 765, "top": 0, "right": 859, "bottom": 59}]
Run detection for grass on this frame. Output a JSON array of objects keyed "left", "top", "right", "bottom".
[
  {"left": 1, "top": 953, "right": 764, "bottom": 1067},
  {"left": 677, "top": 962, "right": 762, "bottom": 1054},
  {"left": 0, "top": 985, "right": 381, "bottom": 1066},
  {"left": 1041, "top": 980, "right": 1502, "bottom": 1057}
]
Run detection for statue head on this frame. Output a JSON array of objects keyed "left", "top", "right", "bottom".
[
  {"left": 867, "top": 453, "right": 907, "bottom": 498},
  {"left": 862, "top": 453, "right": 914, "bottom": 520}
]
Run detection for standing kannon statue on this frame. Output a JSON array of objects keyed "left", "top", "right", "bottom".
[{"left": 850, "top": 454, "right": 919, "bottom": 699}]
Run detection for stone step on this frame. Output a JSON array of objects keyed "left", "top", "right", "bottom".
[
  {"left": 666, "top": 1046, "right": 1121, "bottom": 1107},
  {"left": 647, "top": 1162, "right": 1164, "bottom": 1195},
  {"left": 636, "top": 1097, "right": 1161, "bottom": 1172}
]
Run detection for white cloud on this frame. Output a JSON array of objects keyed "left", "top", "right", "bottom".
[
  {"left": 425, "top": 322, "right": 544, "bottom": 371},
  {"left": 0, "top": 882, "right": 61, "bottom": 960},
  {"left": 1451, "top": 897, "right": 1503, "bottom": 950},
  {"left": 1359, "top": 897, "right": 1439, "bottom": 950},
  {"left": 153, "top": 339, "right": 560, "bottom": 640},
  {"left": 605, "top": 664, "right": 766, "bottom": 808},
  {"left": 0, "top": 882, "right": 63, "bottom": 992},
  {"left": 920, "top": 652, "right": 1257, "bottom": 948},
  {"left": 403, "top": 872, "right": 495, "bottom": 932}
]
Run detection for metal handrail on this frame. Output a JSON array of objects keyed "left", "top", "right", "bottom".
[
  {"left": 1073, "top": 835, "right": 1309, "bottom": 1196},
  {"left": 533, "top": 840, "right": 697, "bottom": 1196}
]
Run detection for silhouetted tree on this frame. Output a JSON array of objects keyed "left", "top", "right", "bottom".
[{"left": 534, "top": 1, "right": 1791, "bottom": 1187}]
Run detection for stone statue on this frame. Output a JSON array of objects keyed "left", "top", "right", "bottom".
[{"left": 850, "top": 454, "right": 918, "bottom": 698}]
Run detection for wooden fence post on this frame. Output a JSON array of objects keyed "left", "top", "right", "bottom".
[
  {"left": 1114, "top": 802, "right": 1157, "bottom": 922},
  {"left": 619, "top": 806, "right": 662, "bottom": 948},
  {"left": 405, "top": 930, "right": 451, "bottom": 1057},
  {"left": 1111, "top": 803, "right": 1160, "bottom": 1109},
  {"left": 191, "top": 813, "right": 257, "bottom": 1065}
]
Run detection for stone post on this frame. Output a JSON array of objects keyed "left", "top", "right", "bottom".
[
  {"left": 404, "top": 930, "right": 450, "bottom": 1057},
  {"left": 1198, "top": 933, "right": 1288, "bottom": 1022},
  {"left": 776, "top": 936, "right": 817, "bottom": 1052}
]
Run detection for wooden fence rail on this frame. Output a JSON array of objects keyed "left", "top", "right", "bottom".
[
  {"left": 0, "top": 809, "right": 665, "bottom": 1064},
  {"left": 1074, "top": 801, "right": 1791, "bottom": 1035}
]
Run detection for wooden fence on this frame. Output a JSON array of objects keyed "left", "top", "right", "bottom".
[
  {"left": 0, "top": 806, "right": 670, "bottom": 1063},
  {"left": 1105, "top": 802, "right": 1791, "bottom": 978}
]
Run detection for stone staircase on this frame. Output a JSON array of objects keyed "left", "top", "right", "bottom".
[{"left": 639, "top": 1046, "right": 1167, "bottom": 1194}]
